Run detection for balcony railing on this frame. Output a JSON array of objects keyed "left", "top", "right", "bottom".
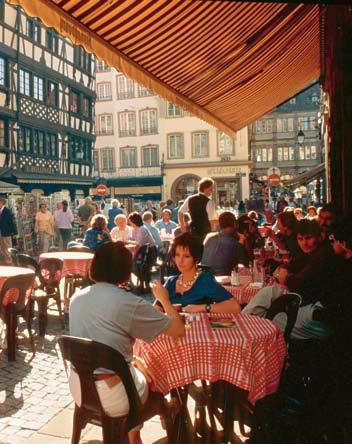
[
  {"left": 101, "top": 166, "right": 162, "bottom": 178},
  {"left": 119, "top": 129, "right": 136, "bottom": 137},
  {"left": 140, "top": 127, "right": 158, "bottom": 135}
]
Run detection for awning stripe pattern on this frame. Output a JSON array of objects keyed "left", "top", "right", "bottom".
[{"left": 8, "top": 0, "right": 320, "bottom": 136}]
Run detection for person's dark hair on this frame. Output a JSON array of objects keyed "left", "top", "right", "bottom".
[
  {"left": 171, "top": 232, "right": 203, "bottom": 262},
  {"left": 166, "top": 199, "right": 173, "bottom": 206},
  {"left": 128, "top": 211, "right": 143, "bottom": 227},
  {"left": 219, "top": 211, "right": 236, "bottom": 229},
  {"left": 198, "top": 177, "right": 214, "bottom": 193},
  {"left": 91, "top": 214, "right": 108, "bottom": 230},
  {"left": 90, "top": 241, "right": 132, "bottom": 285},
  {"left": 277, "top": 211, "right": 298, "bottom": 232},
  {"left": 296, "top": 219, "right": 321, "bottom": 237},
  {"left": 237, "top": 215, "right": 253, "bottom": 234},
  {"left": 62, "top": 200, "right": 68, "bottom": 212}
]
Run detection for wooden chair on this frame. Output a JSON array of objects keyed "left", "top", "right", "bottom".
[
  {"left": 0, "top": 273, "right": 36, "bottom": 361},
  {"left": 17, "top": 254, "right": 65, "bottom": 335},
  {"left": 32, "top": 258, "right": 64, "bottom": 336},
  {"left": 58, "top": 335, "right": 177, "bottom": 444}
]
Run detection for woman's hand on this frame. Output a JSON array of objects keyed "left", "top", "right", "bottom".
[
  {"left": 132, "top": 356, "right": 155, "bottom": 384},
  {"left": 151, "top": 280, "right": 171, "bottom": 307}
]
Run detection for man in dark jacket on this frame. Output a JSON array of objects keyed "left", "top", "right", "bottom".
[
  {"left": 201, "top": 211, "right": 247, "bottom": 274},
  {"left": 0, "top": 197, "right": 17, "bottom": 264}
]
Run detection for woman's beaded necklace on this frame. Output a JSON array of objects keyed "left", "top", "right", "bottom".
[{"left": 177, "top": 270, "right": 200, "bottom": 289}]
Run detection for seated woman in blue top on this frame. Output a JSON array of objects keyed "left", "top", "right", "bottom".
[
  {"left": 83, "top": 214, "right": 111, "bottom": 251},
  {"left": 152, "top": 233, "right": 241, "bottom": 314}
]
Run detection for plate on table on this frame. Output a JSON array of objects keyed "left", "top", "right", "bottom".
[
  {"left": 210, "top": 318, "right": 237, "bottom": 329},
  {"left": 215, "top": 276, "right": 231, "bottom": 285}
]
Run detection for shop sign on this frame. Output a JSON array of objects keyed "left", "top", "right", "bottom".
[{"left": 207, "top": 166, "right": 244, "bottom": 175}]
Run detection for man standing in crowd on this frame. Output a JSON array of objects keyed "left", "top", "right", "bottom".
[
  {"left": 35, "top": 203, "right": 55, "bottom": 253},
  {"left": 201, "top": 211, "right": 247, "bottom": 275},
  {"left": 155, "top": 208, "right": 177, "bottom": 235},
  {"left": 77, "top": 197, "right": 94, "bottom": 232},
  {"left": 178, "top": 177, "right": 218, "bottom": 240},
  {"left": 0, "top": 197, "right": 17, "bottom": 264}
]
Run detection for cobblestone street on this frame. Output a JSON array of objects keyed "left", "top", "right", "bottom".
[{"left": 0, "top": 307, "right": 72, "bottom": 444}]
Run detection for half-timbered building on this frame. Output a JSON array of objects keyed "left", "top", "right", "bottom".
[{"left": 0, "top": 0, "right": 95, "bottom": 198}]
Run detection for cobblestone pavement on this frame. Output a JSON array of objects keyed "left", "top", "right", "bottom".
[{"left": 0, "top": 305, "right": 71, "bottom": 444}]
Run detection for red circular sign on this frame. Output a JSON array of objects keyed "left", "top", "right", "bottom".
[
  {"left": 96, "top": 184, "right": 108, "bottom": 196},
  {"left": 267, "top": 174, "right": 281, "bottom": 186}
]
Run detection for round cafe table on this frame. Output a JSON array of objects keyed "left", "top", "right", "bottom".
[
  {"left": 39, "top": 251, "right": 94, "bottom": 277},
  {"left": 0, "top": 266, "right": 35, "bottom": 306},
  {"left": 134, "top": 313, "right": 286, "bottom": 405}
]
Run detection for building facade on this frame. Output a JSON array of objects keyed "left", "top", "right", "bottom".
[
  {"left": 94, "top": 60, "right": 163, "bottom": 202},
  {"left": 249, "top": 84, "right": 323, "bottom": 200},
  {"left": 94, "top": 62, "right": 250, "bottom": 205},
  {"left": 0, "top": 0, "right": 95, "bottom": 198}
]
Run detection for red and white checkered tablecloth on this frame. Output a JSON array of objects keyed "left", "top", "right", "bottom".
[
  {"left": 134, "top": 313, "right": 286, "bottom": 405},
  {"left": 39, "top": 252, "right": 93, "bottom": 277},
  {"left": 223, "top": 283, "right": 262, "bottom": 305}
]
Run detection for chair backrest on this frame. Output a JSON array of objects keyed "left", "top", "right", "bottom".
[
  {"left": 16, "top": 254, "right": 40, "bottom": 274},
  {"left": 0, "top": 273, "right": 36, "bottom": 311},
  {"left": 58, "top": 335, "right": 143, "bottom": 430},
  {"left": 38, "top": 258, "right": 64, "bottom": 290},
  {"left": 68, "top": 245, "right": 93, "bottom": 253},
  {"left": 7, "top": 248, "right": 19, "bottom": 266},
  {"left": 266, "top": 292, "right": 301, "bottom": 344}
]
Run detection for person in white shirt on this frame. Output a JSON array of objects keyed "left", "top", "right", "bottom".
[
  {"left": 110, "top": 214, "right": 133, "bottom": 242},
  {"left": 54, "top": 200, "right": 74, "bottom": 250},
  {"left": 178, "top": 177, "right": 218, "bottom": 240}
]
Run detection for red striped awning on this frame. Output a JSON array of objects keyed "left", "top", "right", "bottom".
[{"left": 8, "top": 1, "right": 321, "bottom": 136}]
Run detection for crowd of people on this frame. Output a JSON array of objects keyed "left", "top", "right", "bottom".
[{"left": 1, "top": 176, "right": 351, "bottom": 442}]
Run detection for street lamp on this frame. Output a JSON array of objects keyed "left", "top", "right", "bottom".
[{"left": 297, "top": 129, "right": 305, "bottom": 145}]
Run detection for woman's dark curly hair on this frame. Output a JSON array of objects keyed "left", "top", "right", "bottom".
[
  {"left": 128, "top": 211, "right": 143, "bottom": 227},
  {"left": 171, "top": 232, "right": 203, "bottom": 262}
]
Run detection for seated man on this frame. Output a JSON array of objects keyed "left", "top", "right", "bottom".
[
  {"left": 155, "top": 209, "right": 177, "bottom": 235},
  {"left": 201, "top": 211, "right": 247, "bottom": 275},
  {"left": 243, "top": 219, "right": 337, "bottom": 340},
  {"left": 142, "top": 211, "right": 162, "bottom": 251}
]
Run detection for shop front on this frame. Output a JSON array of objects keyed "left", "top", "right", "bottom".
[{"left": 165, "top": 164, "right": 251, "bottom": 205}]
